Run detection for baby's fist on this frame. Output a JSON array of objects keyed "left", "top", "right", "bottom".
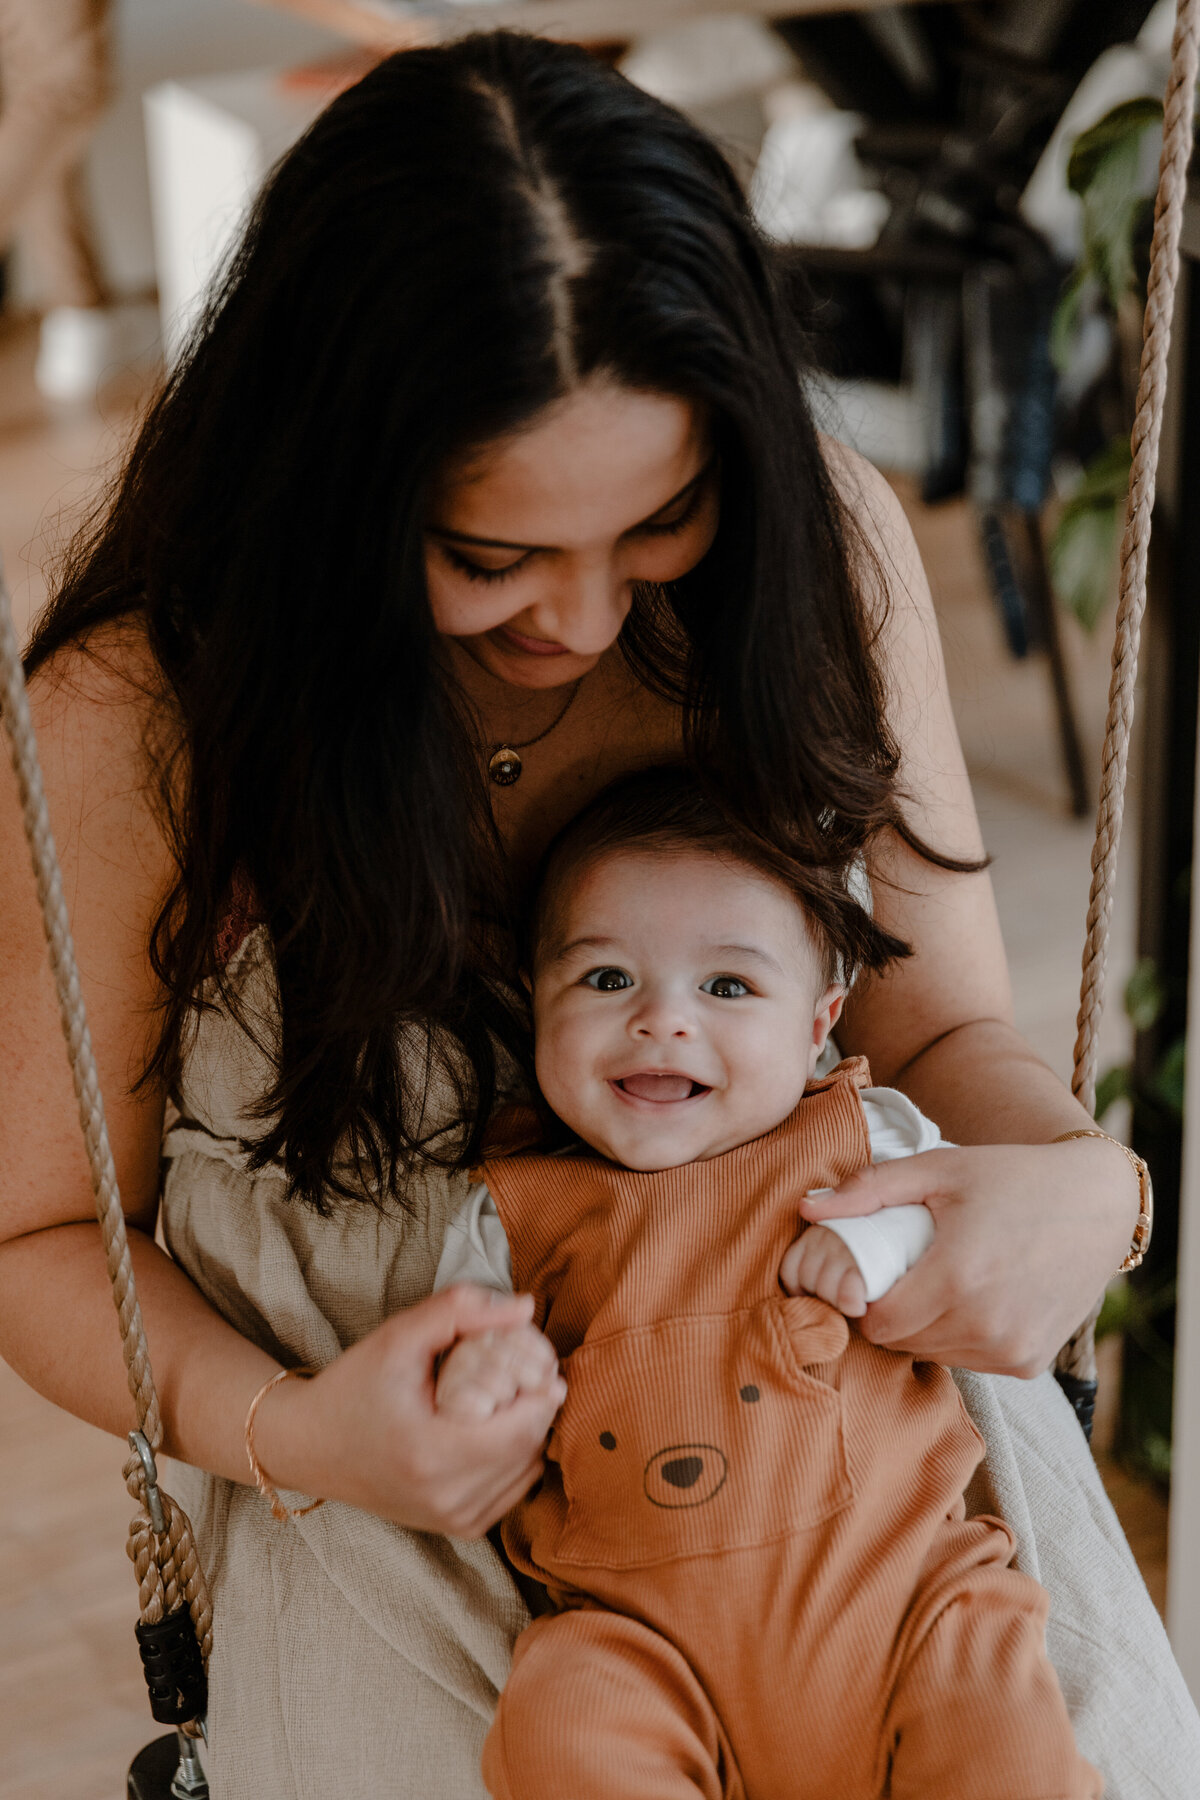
[
  {"left": 435, "top": 1321, "right": 565, "bottom": 1422},
  {"left": 780, "top": 1225, "right": 867, "bottom": 1317}
]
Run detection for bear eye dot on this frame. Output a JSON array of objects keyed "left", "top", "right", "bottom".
[
  {"left": 599, "top": 1431, "right": 617, "bottom": 1450},
  {"left": 739, "top": 1385, "right": 760, "bottom": 1403}
]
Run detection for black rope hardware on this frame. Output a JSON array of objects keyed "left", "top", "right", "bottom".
[{"left": 135, "top": 1608, "right": 208, "bottom": 1726}]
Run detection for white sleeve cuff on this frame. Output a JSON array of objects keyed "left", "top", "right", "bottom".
[
  {"left": 433, "top": 1183, "right": 514, "bottom": 1296},
  {"left": 818, "top": 1206, "right": 935, "bottom": 1303}
]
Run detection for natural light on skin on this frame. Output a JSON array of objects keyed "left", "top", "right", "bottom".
[
  {"left": 423, "top": 377, "right": 720, "bottom": 692},
  {"left": 530, "top": 847, "right": 845, "bottom": 1171}
]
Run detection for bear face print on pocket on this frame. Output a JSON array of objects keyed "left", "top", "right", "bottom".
[{"left": 550, "top": 1298, "right": 854, "bottom": 1571}]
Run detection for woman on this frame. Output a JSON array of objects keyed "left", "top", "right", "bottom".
[{"left": 0, "top": 32, "right": 1193, "bottom": 1798}]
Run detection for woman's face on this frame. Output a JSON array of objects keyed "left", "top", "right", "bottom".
[{"left": 424, "top": 378, "right": 719, "bottom": 690}]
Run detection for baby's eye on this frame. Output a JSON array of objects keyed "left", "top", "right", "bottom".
[
  {"left": 583, "top": 967, "right": 634, "bottom": 992},
  {"left": 700, "top": 975, "right": 751, "bottom": 999}
]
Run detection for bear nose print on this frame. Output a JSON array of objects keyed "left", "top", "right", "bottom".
[
  {"left": 739, "top": 1385, "right": 760, "bottom": 1403},
  {"left": 643, "top": 1443, "right": 728, "bottom": 1509},
  {"left": 662, "top": 1456, "right": 703, "bottom": 1488}
]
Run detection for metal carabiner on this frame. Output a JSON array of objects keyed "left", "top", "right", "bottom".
[{"left": 129, "top": 1429, "right": 168, "bottom": 1534}]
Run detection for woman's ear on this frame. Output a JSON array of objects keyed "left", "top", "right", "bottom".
[{"left": 811, "top": 983, "right": 845, "bottom": 1058}]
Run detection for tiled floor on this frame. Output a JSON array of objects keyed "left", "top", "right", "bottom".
[{"left": 0, "top": 317, "right": 1163, "bottom": 1797}]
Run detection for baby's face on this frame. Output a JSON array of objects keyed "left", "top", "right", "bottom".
[{"left": 531, "top": 848, "right": 843, "bottom": 1170}]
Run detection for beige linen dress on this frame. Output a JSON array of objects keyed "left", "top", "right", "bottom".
[{"left": 161, "top": 929, "right": 1200, "bottom": 1800}]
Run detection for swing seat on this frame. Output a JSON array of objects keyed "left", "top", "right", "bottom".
[{"left": 128, "top": 1731, "right": 209, "bottom": 1800}]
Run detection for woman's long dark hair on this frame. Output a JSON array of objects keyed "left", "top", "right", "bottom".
[{"left": 26, "top": 32, "right": 968, "bottom": 1211}]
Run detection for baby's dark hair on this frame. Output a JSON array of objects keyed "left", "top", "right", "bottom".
[{"left": 527, "top": 766, "right": 912, "bottom": 987}]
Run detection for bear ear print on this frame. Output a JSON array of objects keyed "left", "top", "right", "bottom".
[
  {"left": 739, "top": 1384, "right": 761, "bottom": 1403},
  {"left": 599, "top": 1431, "right": 617, "bottom": 1450}
]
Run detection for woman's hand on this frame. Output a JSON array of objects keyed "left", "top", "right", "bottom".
[
  {"left": 799, "top": 1137, "right": 1140, "bottom": 1377},
  {"left": 253, "top": 1284, "right": 563, "bottom": 1537}
]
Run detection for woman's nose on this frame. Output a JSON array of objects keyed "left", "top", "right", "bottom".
[{"left": 532, "top": 562, "right": 630, "bottom": 655}]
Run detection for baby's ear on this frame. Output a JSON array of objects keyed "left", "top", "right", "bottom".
[{"left": 812, "top": 983, "right": 845, "bottom": 1056}]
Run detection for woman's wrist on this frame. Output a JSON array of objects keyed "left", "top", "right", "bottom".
[
  {"left": 1050, "top": 1129, "right": 1152, "bottom": 1271},
  {"left": 246, "top": 1360, "right": 330, "bottom": 1503}
]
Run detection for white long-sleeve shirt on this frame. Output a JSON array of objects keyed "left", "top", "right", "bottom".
[{"left": 434, "top": 1085, "right": 948, "bottom": 1306}]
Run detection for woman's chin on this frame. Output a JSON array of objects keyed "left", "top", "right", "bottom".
[{"left": 451, "top": 631, "right": 604, "bottom": 690}]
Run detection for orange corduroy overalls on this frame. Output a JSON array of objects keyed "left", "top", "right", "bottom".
[{"left": 479, "top": 1058, "right": 1102, "bottom": 1800}]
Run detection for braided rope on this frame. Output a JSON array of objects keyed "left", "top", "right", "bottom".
[
  {"left": 1057, "top": 0, "right": 1200, "bottom": 1387},
  {"left": 1073, "top": 0, "right": 1200, "bottom": 1109},
  {"left": 0, "top": 585, "right": 212, "bottom": 1704}
]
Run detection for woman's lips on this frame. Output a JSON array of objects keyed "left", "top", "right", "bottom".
[
  {"left": 612, "top": 1073, "right": 710, "bottom": 1104},
  {"left": 494, "top": 624, "right": 571, "bottom": 657}
]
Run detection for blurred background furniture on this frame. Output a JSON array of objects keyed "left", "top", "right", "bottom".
[
  {"left": 253, "top": 0, "right": 952, "bottom": 54},
  {"left": 770, "top": 0, "right": 1164, "bottom": 816}
]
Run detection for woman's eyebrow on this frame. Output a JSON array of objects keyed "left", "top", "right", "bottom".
[{"left": 425, "top": 458, "right": 716, "bottom": 554}]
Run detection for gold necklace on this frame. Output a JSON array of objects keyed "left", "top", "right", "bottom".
[{"left": 487, "top": 677, "right": 585, "bottom": 786}]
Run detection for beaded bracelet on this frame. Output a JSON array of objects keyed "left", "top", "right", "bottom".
[
  {"left": 244, "top": 1366, "right": 327, "bottom": 1523},
  {"left": 1051, "top": 1128, "right": 1153, "bottom": 1272}
]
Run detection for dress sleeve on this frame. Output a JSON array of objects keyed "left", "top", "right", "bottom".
[
  {"left": 809, "top": 1086, "right": 950, "bottom": 1302},
  {"left": 432, "top": 1182, "right": 515, "bottom": 1296}
]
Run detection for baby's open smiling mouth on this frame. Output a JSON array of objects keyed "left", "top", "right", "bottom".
[{"left": 611, "top": 1073, "right": 712, "bottom": 1104}]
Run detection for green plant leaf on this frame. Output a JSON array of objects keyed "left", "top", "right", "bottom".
[
  {"left": 1050, "top": 435, "right": 1132, "bottom": 630},
  {"left": 1151, "top": 1037, "right": 1186, "bottom": 1117},
  {"left": 1124, "top": 955, "right": 1166, "bottom": 1031},
  {"left": 1050, "top": 500, "right": 1122, "bottom": 630},
  {"left": 1094, "top": 1063, "right": 1133, "bottom": 1123},
  {"left": 1051, "top": 268, "right": 1092, "bottom": 372},
  {"left": 1143, "top": 1429, "right": 1173, "bottom": 1481},
  {"left": 1066, "top": 97, "right": 1164, "bottom": 197},
  {"left": 1059, "top": 99, "right": 1163, "bottom": 335},
  {"left": 1096, "top": 1278, "right": 1134, "bottom": 1339}
]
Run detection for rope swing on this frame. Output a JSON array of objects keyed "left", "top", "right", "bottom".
[
  {"left": 1056, "top": 0, "right": 1200, "bottom": 1394},
  {"left": 0, "top": 0, "right": 1198, "bottom": 1771}
]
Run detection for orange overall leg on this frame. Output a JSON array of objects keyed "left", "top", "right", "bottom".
[
  {"left": 884, "top": 1520, "right": 1104, "bottom": 1800},
  {"left": 483, "top": 1606, "right": 744, "bottom": 1800}
]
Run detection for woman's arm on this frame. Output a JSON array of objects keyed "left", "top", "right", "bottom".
[
  {"left": 810, "top": 447, "right": 1140, "bottom": 1376},
  {"left": 0, "top": 636, "right": 556, "bottom": 1532}
]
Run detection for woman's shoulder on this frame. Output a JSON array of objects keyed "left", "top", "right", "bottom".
[
  {"left": 818, "top": 433, "right": 931, "bottom": 626},
  {"left": 28, "top": 613, "right": 167, "bottom": 728},
  {"left": 24, "top": 617, "right": 177, "bottom": 817},
  {"left": 817, "top": 434, "right": 982, "bottom": 860},
  {"left": 12, "top": 615, "right": 178, "bottom": 939}
]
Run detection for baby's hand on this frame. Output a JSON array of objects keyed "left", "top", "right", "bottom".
[
  {"left": 435, "top": 1319, "right": 566, "bottom": 1422},
  {"left": 779, "top": 1225, "right": 867, "bottom": 1318}
]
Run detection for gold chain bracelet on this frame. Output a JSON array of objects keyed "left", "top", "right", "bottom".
[
  {"left": 1051, "top": 1128, "right": 1153, "bottom": 1272},
  {"left": 245, "top": 1366, "right": 327, "bottom": 1523}
]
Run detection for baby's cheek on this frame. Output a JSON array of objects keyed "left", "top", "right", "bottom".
[
  {"left": 535, "top": 1014, "right": 611, "bottom": 1131},
  {"left": 727, "top": 1034, "right": 810, "bottom": 1126}
]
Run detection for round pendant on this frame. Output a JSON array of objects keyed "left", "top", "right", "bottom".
[{"left": 488, "top": 747, "right": 523, "bottom": 786}]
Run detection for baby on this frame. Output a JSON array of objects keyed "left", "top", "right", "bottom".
[{"left": 434, "top": 768, "right": 1101, "bottom": 1800}]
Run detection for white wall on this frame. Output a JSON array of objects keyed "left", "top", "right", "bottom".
[{"left": 11, "top": 0, "right": 342, "bottom": 305}]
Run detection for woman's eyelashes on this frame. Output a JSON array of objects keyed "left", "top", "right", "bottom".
[
  {"left": 439, "top": 544, "right": 529, "bottom": 584},
  {"left": 432, "top": 480, "right": 711, "bottom": 583},
  {"left": 628, "top": 481, "right": 707, "bottom": 540}
]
